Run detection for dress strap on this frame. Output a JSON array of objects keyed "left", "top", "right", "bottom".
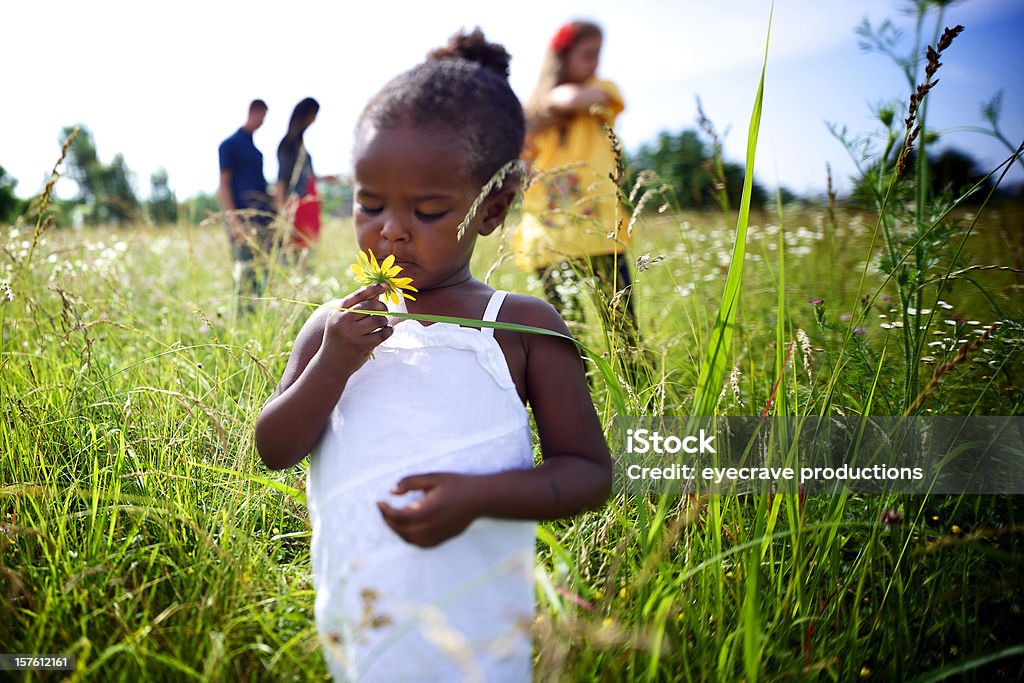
[{"left": 481, "top": 290, "right": 508, "bottom": 337}]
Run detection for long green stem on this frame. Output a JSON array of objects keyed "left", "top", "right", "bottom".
[{"left": 692, "top": 11, "right": 771, "bottom": 416}]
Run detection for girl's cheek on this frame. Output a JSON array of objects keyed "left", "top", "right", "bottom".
[{"left": 354, "top": 218, "right": 379, "bottom": 244}]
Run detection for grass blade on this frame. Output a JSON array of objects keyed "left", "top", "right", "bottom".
[{"left": 692, "top": 11, "right": 771, "bottom": 415}]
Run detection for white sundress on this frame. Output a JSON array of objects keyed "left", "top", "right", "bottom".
[{"left": 307, "top": 290, "right": 536, "bottom": 682}]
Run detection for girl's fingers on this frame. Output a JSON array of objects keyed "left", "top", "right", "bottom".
[
  {"left": 340, "top": 283, "right": 388, "bottom": 308},
  {"left": 391, "top": 474, "right": 436, "bottom": 494},
  {"left": 370, "top": 325, "right": 394, "bottom": 344},
  {"left": 377, "top": 501, "right": 419, "bottom": 526},
  {"left": 349, "top": 305, "right": 388, "bottom": 331},
  {"left": 354, "top": 298, "right": 389, "bottom": 316},
  {"left": 326, "top": 309, "right": 384, "bottom": 337},
  {"left": 328, "top": 294, "right": 390, "bottom": 335}
]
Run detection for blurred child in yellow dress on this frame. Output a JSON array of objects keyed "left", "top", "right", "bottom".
[{"left": 515, "top": 20, "right": 638, "bottom": 350}]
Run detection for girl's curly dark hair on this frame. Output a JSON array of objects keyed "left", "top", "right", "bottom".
[{"left": 356, "top": 28, "right": 525, "bottom": 187}]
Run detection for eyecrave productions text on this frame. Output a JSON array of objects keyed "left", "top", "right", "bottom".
[
  {"left": 622, "top": 463, "right": 925, "bottom": 485},
  {"left": 613, "top": 416, "right": 1024, "bottom": 495}
]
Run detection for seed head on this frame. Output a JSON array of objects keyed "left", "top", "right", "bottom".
[
  {"left": 796, "top": 328, "right": 814, "bottom": 381},
  {"left": 936, "top": 25, "right": 964, "bottom": 53}
]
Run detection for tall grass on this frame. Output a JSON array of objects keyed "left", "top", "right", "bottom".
[
  {"left": 3, "top": 9, "right": 1024, "bottom": 682},
  {"left": 3, "top": 200, "right": 1023, "bottom": 682}
]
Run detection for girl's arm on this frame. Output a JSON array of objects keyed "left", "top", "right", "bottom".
[
  {"left": 255, "top": 284, "right": 392, "bottom": 469},
  {"left": 378, "top": 296, "right": 612, "bottom": 547},
  {"left": 546, "top": 83, "right": 611, "bottom": 115},
  {"left": 492, "top": 295, "right": 612, "bottom": 515}
]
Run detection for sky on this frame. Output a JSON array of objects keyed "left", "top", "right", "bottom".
[{"left": 2, "top": 0, "right": 1022, "bottom": 202}]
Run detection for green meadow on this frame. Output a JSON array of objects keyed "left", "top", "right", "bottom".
[
  {"left": 2, "top": 186, "right": 1023, "bottom": 680},
  {"left": 3, "top": 8, "right": 1024, "bottom": 680}
]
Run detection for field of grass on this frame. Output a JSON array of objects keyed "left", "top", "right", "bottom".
[
  {"left": 4, "top": 7, "right": 1024, "bottom": 675},
  {"left": 2, "top": 184, "right": 1023, "bottom": 681}
]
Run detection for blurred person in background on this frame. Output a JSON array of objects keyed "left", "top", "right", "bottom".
[
  {"left": 218, "top": 99, "right": 276, "bottom": 311},
  {"left": 275, "top": 97, "right": 336, "bottom": 265},
  {"left": 514, "top": 20, "right": 638, "bottom": 350}
]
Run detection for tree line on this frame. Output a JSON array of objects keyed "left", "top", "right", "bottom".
[
  {"left": 0, "top": 123, "right": 1009, "bottom": 228},
  {"left": 626, "top": 129, "right": 1003, "bottom": 213}
]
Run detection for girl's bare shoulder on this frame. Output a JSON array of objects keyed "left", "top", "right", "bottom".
[{"left": 498, "top": 292, "right": 571, "bottom": 336}]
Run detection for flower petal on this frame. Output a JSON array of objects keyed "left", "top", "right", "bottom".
[{"left": 349, "top": 248, "right": 416, "bottom": 301}]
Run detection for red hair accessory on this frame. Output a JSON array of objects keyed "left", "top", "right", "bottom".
[{"left": 550, "top": 24, "right": 577, "bottom": 53}]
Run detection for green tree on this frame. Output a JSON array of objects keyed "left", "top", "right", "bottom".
[
  {"left": 60, "top": 125, "right": 141, "bottom": 226},
  {"left": 62, "top": 125, "right": 101, "bottom": 203},
  {"left": 180, "top": 192, "right": 220, "bottom": 224},
  {"left": 320, "top": 176, "right": 353, "bottom": 218},
  {"left": 0, "top": 165, "right": 26, "bottom": 224},
  {"left": 630, "top": 129, "right": 766, "bottom": 210},
  {"left": 930, "top": 147, "right": 993, "bottom": 202},
  {"left": 849, "top": 146, "right": 993, "bottom": 206},
  {"left": 147, "top": 168, "right": 178, "bottom": 224}
]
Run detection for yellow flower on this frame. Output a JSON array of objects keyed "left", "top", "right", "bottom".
[{"left": 350, "top": 249, "right": 417, "bottom": 306}]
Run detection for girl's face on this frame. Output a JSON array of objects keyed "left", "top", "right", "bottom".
[
  {"left": 562, "top": 34, "right": 602, "bottom": 83},
  {"left": 352, "top": 124, "right": 498, "bottom": 292}
]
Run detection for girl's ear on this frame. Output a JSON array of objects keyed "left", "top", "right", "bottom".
[{"left": 478, "top": 185, "right": 518, "bottom": 236}]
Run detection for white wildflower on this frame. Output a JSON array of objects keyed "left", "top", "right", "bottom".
[
  {"left": 729, "top": 366, "right": 744, "bottom": 407},
  {"left": 796, "top": 328, "right": 813, "bottom": 381}
]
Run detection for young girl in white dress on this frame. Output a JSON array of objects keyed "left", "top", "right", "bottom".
[{"left": 255, "top": 29, "right": 612, "bottom": 683}]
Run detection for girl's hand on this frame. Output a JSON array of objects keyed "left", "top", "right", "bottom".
[
  {"left": 547, "top": 83, "right": 609, "bottom": 114},
  {"left": 376, "top": 473, "right": 481, "bottom": 548},
  {"left": 317, "top": 283, "right": 392, "bottom": 378}
]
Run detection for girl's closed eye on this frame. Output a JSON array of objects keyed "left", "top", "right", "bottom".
[
  {"left": 415, "top": 208, "right": 449, "bottom": 222},
  {"left": 357, "top": 202, "right": 383, "bottom": 216}
]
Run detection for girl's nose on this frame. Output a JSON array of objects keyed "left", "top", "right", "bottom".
[{"left": 379, "top": 213, "right": 410, "bottom": 242}]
